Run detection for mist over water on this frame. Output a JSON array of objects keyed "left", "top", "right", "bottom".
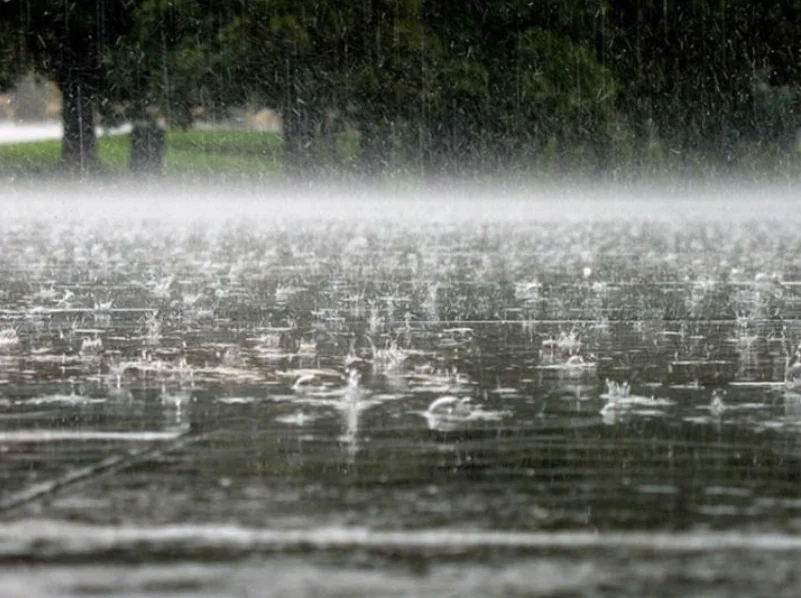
[
  {"left": 2, "top": 179, "right": 799, "bottom": 224},
  {"left": 2, "top": 179, "right": 801, "bottom": 596}
]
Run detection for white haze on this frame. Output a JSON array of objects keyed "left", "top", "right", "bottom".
[{"left": 0, "top": 179, "right": 797, "bottom": 226}]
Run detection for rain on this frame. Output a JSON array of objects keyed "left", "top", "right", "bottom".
[{"left": 2, "top": 2, "right": 801, "bottom": 597}]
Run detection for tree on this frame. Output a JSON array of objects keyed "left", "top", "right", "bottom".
[
  {"left": 213, "top": 0, "right": 327, "bottom": 177},
  {"left": 607, "top": 0, "right": 801, "bottom": 172},
  {"left": 0, "top": 18, "right": 24, "bottom": 91},
  {"left": 103, "top": 0, "right": 219, "bottom": 172},
  {"left": 0, "top": 1, "right": 139, "bottom": 172},
  {"left": 216, "top": 0, "right": 442, "bottom": 178},
  {"left": 421, "top": 0, "right": 617, "bottom": 176}
]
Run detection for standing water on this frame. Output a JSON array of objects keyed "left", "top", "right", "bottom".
[{"left": 2, "top": 181, "right": 801, "bottom": 596}]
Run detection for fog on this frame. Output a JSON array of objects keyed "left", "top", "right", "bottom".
[{"left": 2, "top": 179, "right": 798, "bottom": 225}]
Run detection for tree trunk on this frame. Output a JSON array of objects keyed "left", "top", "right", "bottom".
[
  {"left": 282, "top": 104, "right": 304, "bottom": 179},
  {"left": 130, "top": 122, "right": 166, "bottom": 175},
  {"left": 58, "top": 74, "right": 98, "bottom": 173},
  {"left": 358, "top": 112, "right": 390, "bottom": 178},
  {"left": 282, "top": 103, "right": 321, "bottom": 180}
]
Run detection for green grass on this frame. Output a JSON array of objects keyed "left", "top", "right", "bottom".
[
  {"left": 165, "top": 129, "right": 284, "bottom": 177},
  {"left": 0, "top": 137, "right": 64, "bottom": 176},
  {"left": 3, "top": 125, "right": 801, "bottom": 182},
  {"left": 0, "top": 128, "right": 287, "bottom": 180},
  {"left": 169, "top": 128, "right": 284, "bottom": 156}
]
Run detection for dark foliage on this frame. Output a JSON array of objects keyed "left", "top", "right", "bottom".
[{"left": 2, "top": 0, "right": 800, "bottom": 177}]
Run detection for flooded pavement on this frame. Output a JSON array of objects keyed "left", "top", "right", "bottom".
[{"left": 2, "top": 186, "right": 801, "bottom": 595}]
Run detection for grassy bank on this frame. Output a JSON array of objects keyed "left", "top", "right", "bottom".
[
  {"left": 0, "top": 128, "right": 286, "bottom": 180},
  {"left": 1, "top": 126, "right": 801, "bottom": 183}
]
